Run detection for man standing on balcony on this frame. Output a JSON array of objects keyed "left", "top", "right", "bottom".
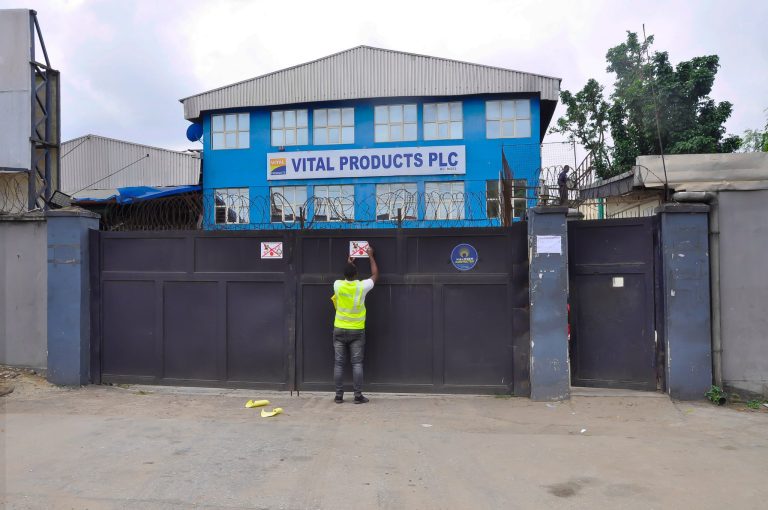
[
  {"left": 558, "top": 165, "right": 571, "bottom": 206},
  {"left": 332, "top": 246, "right": 379, "bottom": 404}
]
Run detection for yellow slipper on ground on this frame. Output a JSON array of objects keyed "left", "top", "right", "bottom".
[
  {"left": 260, "top": 407, "right": 283, "bottom": 418},
  {"left": 245, "top": 399, "right": 270, "bottom": 408}
]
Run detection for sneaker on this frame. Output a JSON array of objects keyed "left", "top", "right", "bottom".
[
  {"left": 353, "top": 394, "right": 369, "bottom": 404},
  {"left": 334, "top": 393, "right": 343, "bottom": 404}
]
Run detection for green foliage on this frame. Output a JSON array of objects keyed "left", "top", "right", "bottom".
[
  {"left": 551, "top": 31, "right": 740, "bottom": 178},
  {"left": 550, "top": 79, "right": 612, "bottom": 177},
  {"left": 705, "top": 385, "right": 727, "bottom": 405},
  {"left": 746, "top": 399, "right": 762, "bottom": 410},
  {"left": 740, "top": 111, "right": 768, "bottom": 152}
]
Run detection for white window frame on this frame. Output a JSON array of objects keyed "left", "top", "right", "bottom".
[
  {"left": 487, "top": 179, "right": 528, "bottom": 219},
  {"left": 270, "top": 186, "right": 307, "bottom": 223},
  {"left": 374, "top": 104, "right": 418, "bottom": 142},
  {"left": 214, "top": 188, "right": 249, "bottom": 224},
  {"left": 313, "top": 185, "right": 355, "bottom": 222},
  {"left": 271, "top": 110, "right": 308, "bottom": 147},
  {"left": 486, "top": 180, "right": 502, "bottom": 219},
  {"left": 423, "top": 102, "right": 463, "bottom": 140},
  {"left": 313, "top": 108, "right": 354, "bottom": 145},
  {"left": 486, "top": 99, "right": 531, "bottom": 139},
  {"left": 424, "top": 181, "right": 465, "bottom": 220},
  {"left": 375, "top": 183, "right": 418, "bottom": 221},
  {"left": 211, "top": 113, "right": 250, "bottom": 150}
]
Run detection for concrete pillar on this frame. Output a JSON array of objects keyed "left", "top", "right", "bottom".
[
  {"left": 528, "top": 206, "right": 570, "bottom": 401},
  {"left": 657, "top": 203, "right": 712, "bottom": 400},
  {"left": 46, "top": 208, "right": 99, "bottom": 386}
]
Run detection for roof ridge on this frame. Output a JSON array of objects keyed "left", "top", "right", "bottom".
[
  {"left": 179, "top": 45, "right": 561, "bottom": 103},
  {"left": 63, "top": 134, "right": 200, "bottom": 157}
]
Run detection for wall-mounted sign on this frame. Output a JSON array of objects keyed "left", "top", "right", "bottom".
[
  {"left": 350, "top": 241, "right": 369, "bottom": 258},
  {"left": 536, "top": 235, "right": 562, "bottom": 255},
  {"left": 267, "top": 146, "right": 466, "bottom": 180},
  {"left": 261, "top": 242, "right": 283, "bottom": 259},
  {"left": 451, "top": 243, "right": 478, "bottom": 271}
]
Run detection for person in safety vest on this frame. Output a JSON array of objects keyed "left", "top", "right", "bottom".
[{"left": 332, "top": 245, "right": 378, "bottom": 404}]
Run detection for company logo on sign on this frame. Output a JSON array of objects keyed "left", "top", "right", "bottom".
[
  {"left": 451, "top": 243, "right": 478, "bottom": 271},
  {"left": 269, "top": 157, "right": 287, "bottom": 176}
]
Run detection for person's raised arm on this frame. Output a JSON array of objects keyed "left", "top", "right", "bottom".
[{"left": 366, "top": 246, "right": 379, "bottom": 283}]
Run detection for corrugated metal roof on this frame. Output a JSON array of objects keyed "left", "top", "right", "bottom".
[
  {"left": 636, "top": 153, "right": 768, "bottom": 192},
  {"left": 181, "top": 46, "right": 562, "bottom": 121},
  {"left": 60, "top": 135, "right": 201, "bottom": 195}
]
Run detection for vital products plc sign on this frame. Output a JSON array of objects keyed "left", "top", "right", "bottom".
[{"left": 267, "top": 146, "right": 465, "bottom": 180}]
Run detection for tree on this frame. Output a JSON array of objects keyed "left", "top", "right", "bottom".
[
  {"left": 740, "top": 110, "right": 768, "bottom": 152},
  {"left": 552, "top": 31, "right": 741, "bottom": 178},
  {"left": 550, "top": 79, "right": 612, "bottom": 176}
]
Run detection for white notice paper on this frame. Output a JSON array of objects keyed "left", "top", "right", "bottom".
[
  {"left": 261, "top": 242, "right": 283, "bottom": 259},
  {"left": 536, "top": 235, "right": 562, "bottom": 255},
  {"left": 349, "top": 241, "right": 370, "bottom": 258}
]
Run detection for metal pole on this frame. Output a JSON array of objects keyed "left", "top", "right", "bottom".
[
  {"left": 397, "top": 207, "right": 402, "bottom": 228},
  {"left": 299, "top": 207, "right": 305, "bottom": 229},
  {"left": 27, "top": 11, "right": 36, "bottom": 211}
]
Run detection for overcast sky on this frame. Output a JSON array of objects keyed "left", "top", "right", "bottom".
[{"left": 6, "top": 0, "right": 767, "bottom": 154}]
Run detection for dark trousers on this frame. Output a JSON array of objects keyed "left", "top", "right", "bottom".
[{"left": 333, "top": 327, "right": 365, "bottom": 395}]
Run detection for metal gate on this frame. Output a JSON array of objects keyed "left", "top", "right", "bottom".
[
  {"left": 90, "top": 226, "right": 530, "bottom": 395},
  {"left": 567, "top": 218, "right": 660, "bottom": 391}
]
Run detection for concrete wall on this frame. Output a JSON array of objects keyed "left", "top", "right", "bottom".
[
  {"left": 0, "top": 214, "right": 47, "bottom": 369},
  {"left": 718, "top": 190, "right": 768, "bottom": 397}
]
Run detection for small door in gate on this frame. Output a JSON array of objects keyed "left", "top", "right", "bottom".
[{"left": 568, "top": 218, "right": 658, "bottom": 391}]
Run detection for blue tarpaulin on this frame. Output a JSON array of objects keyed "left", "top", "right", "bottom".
[{"left": 74, "top": 185, "right": 200, "bottom": 204}]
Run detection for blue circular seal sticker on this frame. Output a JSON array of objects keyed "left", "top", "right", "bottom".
[{"left": 451, "top": 243, "right": 478, "bottom": 271}]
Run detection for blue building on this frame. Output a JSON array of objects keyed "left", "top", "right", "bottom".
[{"left": 180, "top": 46, "right": 561, "bottom": 229}]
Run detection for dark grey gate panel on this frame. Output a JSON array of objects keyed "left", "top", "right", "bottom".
[
  {"left": 96, "top": 231, "right": 294, "bottom": 389},
  {"left": 568, "top": 218, "right": 658, "bottom": 390},
  {"left": 227, "top": 282, "right": 287, "bottom": 383},
  {"left": 93, "top": 225, "right": 528, "bottom": 394},
  {"left": 364, "top": 284, "right": 434, "bottom": 386},
  {"left": 164, "top": 282, "right": 219, "bottom": 381},
  {"left": 101, "top": 280, "right": 155, "bottom": 378},
  {"left": 443, "top": 284, "right": 511, "bottom": 387},
  {"left": 297, "top": 226, "right": 529, "bottom": 395}
]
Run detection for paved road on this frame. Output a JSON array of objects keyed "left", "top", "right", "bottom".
[{"left": 3, "top": 376, "right": 767, "bottom": 509}]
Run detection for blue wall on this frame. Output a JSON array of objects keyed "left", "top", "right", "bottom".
[{"left": 201, "top": 93, "right": 543, "bottom": 229}]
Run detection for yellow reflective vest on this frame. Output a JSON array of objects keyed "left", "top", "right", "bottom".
[{"left": 333, "top": 280, "right": 367, "bottom": 330}]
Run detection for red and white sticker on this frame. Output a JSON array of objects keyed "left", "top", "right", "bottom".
[
  {"left": 261, "top": 242, "right": 283, "bottom": 259},
  {"left": 349, "top": 241, "right": 369, "bottom": 258}
]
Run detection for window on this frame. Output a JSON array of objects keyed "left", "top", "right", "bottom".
[
  {"left": 376, "top": 183, "right": 417, "bottom": 221},
  {"left": 212, "top": 113, "right": 249, "bottom": 149},
  {"left": 375, "top": 104, "right": 417, "bottom": 142},
  {"left": 425, "top": 182, "right": 465, "bottom": 220},
  {"left": 487, "top": 179, "right": 528, "bottom": 219},
  {"left": 512, "top": 179, "right": 528, "bottom": 218},
  {"left": 314, "top": 108, "right": 354, "bottom": 145},
  {"left": 486, "top": 100, "right": 531, "bottom": 138},
  {"left": 486, "top": 180, "right": 501, "bottom": 219},
  {"left": 313, "top": 185, "right": 354, "bottom": 221},
  {"left": 423, "top": 102, "right": 462, "bottom": 140},
  {"left": 270, "top": 186, "right": 307, "bottom": 223},
  {"left": 271, "top": 110, "right": 308, "bottom": 146},
  {"left": 214, "top": 188, "right": 249, "bottom": 224}
]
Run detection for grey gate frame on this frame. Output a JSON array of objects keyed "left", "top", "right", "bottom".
[
  {"left": 90, "top": 225, "right": 530, "bottom": 395},
  {"left": 567, "top": 217, "right": 662, "bottom": 391}
]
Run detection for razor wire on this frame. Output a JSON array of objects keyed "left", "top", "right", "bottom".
[
  {"left": 0, "top": 173, "right": 33, "bottom": 215},
  {"left": 92, "top": 168, "right": 600, "bottom": 231}
]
